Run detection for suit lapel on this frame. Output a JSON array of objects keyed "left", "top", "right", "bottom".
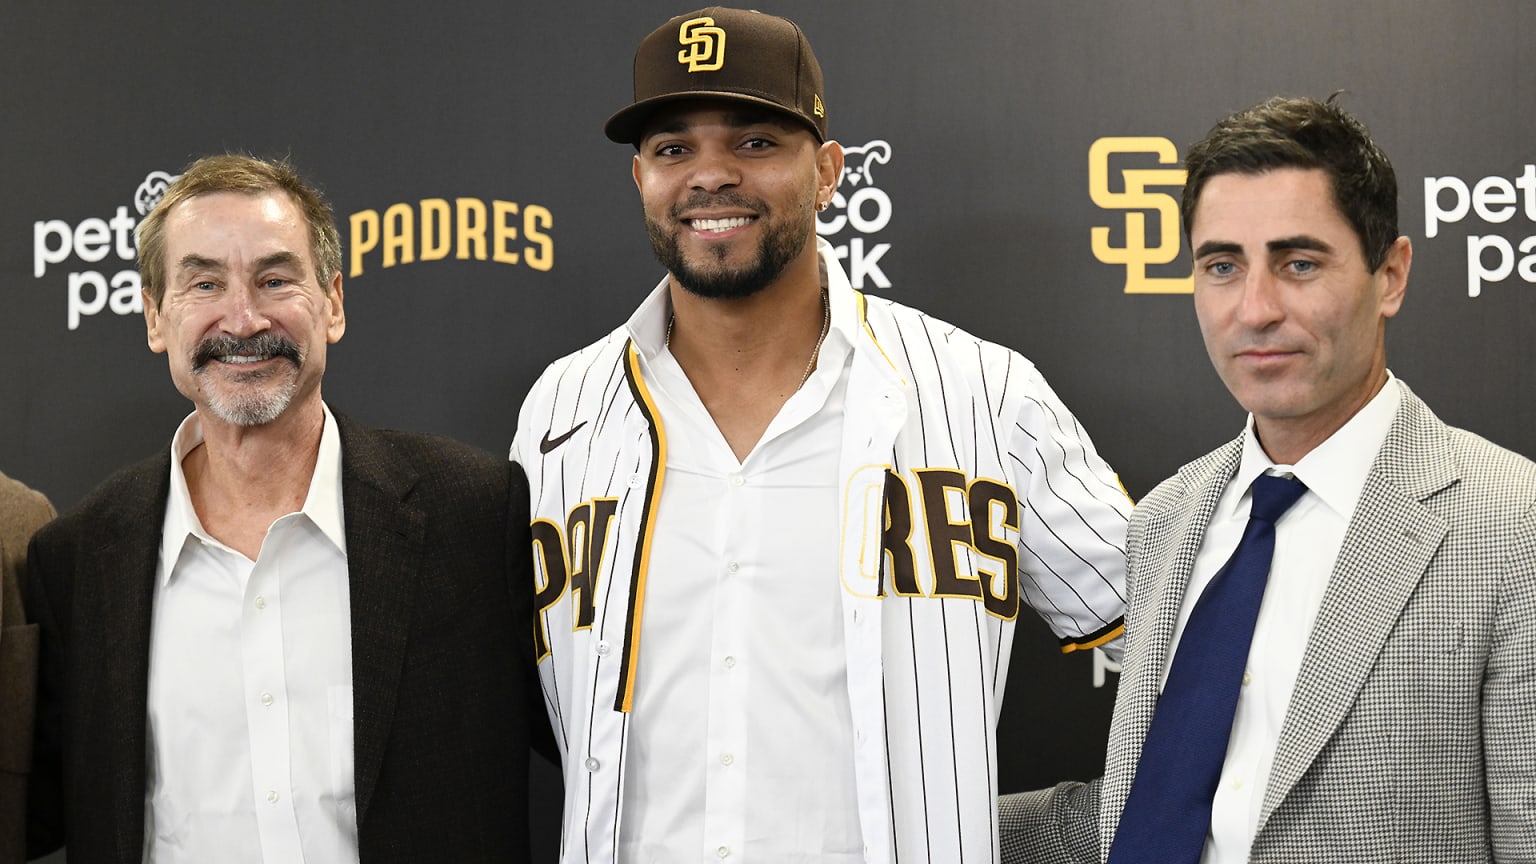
[
  {"left": 334, "top": 415, "right": 425, "bottom": 826},
  {"left": 1257, "top": 388, "right": 1456, "bottom": 832},
  {"left": 1102, "top": 441, "right": 1241, "bottom": 840},
  {"left": 91, "top": 453, "right": 170, "bottom": 862}
]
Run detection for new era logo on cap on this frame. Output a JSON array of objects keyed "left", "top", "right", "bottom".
[
  {"left": 678, "top": 16, "right": 726, "bottom": 72},
  {"left": 604, "top": 6, "right": 828, "bottom": 145}
]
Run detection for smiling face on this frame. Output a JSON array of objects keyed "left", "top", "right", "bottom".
[
  {"left": 144, "top": 190, "right": 345, "bottom": 428},
  {"left": 631, "top": 101, "right": 840, "bottom": 299},
  {"left": 1191, "top": 168, "right": 1410, "bottom": 462}
]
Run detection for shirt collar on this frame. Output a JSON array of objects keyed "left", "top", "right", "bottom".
[
  {"left": 1228, "top": 373, "right": 1402, "bottom": 522},
  {"left": 158, "top": 403, "right": 347, "bottom": 583},
  {"left": 623, "top": 237, "right": 861, "bottom": 372},
  {"left": 816, "top": 236, "right": 858, "bottom": 374},
  {"left": 625, "top": 273, "right": 674, "bottom": 362}
]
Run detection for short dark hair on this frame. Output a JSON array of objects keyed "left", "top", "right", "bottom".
[
  {"left": 138, "top": 154, "right": 341, "bottom": 308},
  {"left": 1181, "top": 95, "right": 1398, "bottom": 272}
]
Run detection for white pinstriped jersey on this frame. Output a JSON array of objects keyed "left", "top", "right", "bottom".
[{"left": 511, "top": 241, "right": 1130, "bottom": 864}]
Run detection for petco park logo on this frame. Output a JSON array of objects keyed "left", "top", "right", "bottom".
[
  {"left": 1089, "top": 137, "right": 1193, "bottom": 294},
  {"left": 32, "top": 170, "right": 177, "bottom": 330},
  {"left": 1424, "top": 164, "right": 1536, "bottom": 297},
  {"left": 817, "top": 140, "right": 894, "bottom": 290}
]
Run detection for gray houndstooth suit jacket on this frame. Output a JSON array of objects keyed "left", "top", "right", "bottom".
[{"left": 1000, "top": 382, "right": 1536, "bottom": 863}]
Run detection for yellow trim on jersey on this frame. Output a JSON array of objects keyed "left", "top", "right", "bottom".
[
  {"left": 617, "top": 340, "right": 667, "bottom": 713},
  {"left": 1060, "top": 620, "right": 1124, "bottom": 654},
  {"left": 852, "top": 290, "right": 902, "bottom": 377}
]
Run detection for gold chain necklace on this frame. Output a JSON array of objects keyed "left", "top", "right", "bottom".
[{"left": 666, "top": 288, "right": 831, "bottom": 391}]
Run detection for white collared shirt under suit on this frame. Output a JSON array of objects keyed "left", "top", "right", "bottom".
[{"left": 149, "top": 405, "right": 357, "bottom": 863}]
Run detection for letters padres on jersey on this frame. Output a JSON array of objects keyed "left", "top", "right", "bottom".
[{"left": 511, "top": 256, "right": 1129, "bottom": 864}]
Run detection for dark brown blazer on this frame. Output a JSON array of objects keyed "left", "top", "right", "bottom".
[
  {"left": 24, "top": 415, "right": 539, "bottom": 863},
  {"left": 0, "top": 470, "right": 54, "bottom": 864}
]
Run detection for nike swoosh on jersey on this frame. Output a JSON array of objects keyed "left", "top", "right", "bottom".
[{"left": 539, "top": 421, "right": 588, "bottom": 453}]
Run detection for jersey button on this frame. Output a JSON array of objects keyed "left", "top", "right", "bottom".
[
  {"left": 596, "top": 641, "right": 612, "bottom": 656},
  {"left": 716, "top": 846, "right": 730, "bottom": 859},
  {"left": 584, "top": 757, "right": 600, "bottom": 772}
]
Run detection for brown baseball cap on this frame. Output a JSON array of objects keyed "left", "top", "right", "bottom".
[{"left": 605, "top": 7, "right": 827, "bottom": 145}]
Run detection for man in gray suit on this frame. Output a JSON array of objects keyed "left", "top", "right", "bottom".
[
  {"left": 1001, "top": 96, "right": 1536, "bottom": 863},
  {"left": 25, "top": 154, "right": 537, "bottom": 863}
]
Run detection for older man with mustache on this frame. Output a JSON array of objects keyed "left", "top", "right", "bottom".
[{"left": 24, "top": 154, "right": 540, "bottom": 864}]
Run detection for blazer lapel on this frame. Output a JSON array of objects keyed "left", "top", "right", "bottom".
[
  {"left": 1257, "top": 388, "right": 1456, "bottom": 832},
  {"left": 90, "top": 453, "right": 170, "bottom": 862},
  {"left": 334, "top": 415, "right": 426, "bottom": 827},
  {"left": 1102, "top": 441, "right": 1240, "bottom": 840}
]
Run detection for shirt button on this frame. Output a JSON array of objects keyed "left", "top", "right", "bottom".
[
  {"left": 1242, "top": 672, "right": 1252, "bottom": 686},
  {"left": 723, "top": 656, "right": 736, "bottom": 669},
  {"left": 629, "top": 473, "right": 644, "bottom": 489},
  {"left": 726, "top": 561, "right": 739, "bottom": 575},
  {"left": 254, "top": 596, "right": 267, "bottom": 610},
  {"left": 260, "top": 692, "right": 274, "bottom": 707},
  {"left": 585, "top": 757, "right": 601, "bottom": 772},
  {"left": 267, "top": 790, "right": 279, "bottom": 803},
  {"left": 717, "top": 847, "right": 730, "bottom": 859},
  {"left": 596, "top": 641, "right": 612, "bottom": 656},
  {"left": 720, "top": 752, "right": 734, "bottom": 766},
  {"left": 729, "top": 474, "right": 745, "bottom": 487}
]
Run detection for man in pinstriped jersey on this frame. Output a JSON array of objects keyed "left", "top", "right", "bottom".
[{"left": 511, "top": 8, "right": 1131, "bottom": 862}]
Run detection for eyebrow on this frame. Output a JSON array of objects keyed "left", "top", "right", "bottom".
[
  {"left": 177, "top": 254, "right": 224, "bottom": 273},
  {"left": 1192, "top": 235, "right": 1335, "bottom": 259},
  {"left": 254, "top": 251, "right": 303, "bottom": 271},
  {"left": 1193, "top": 241, "right": 1241, "bottom": 259},
  {"left": 1266, "top": 235, "right": 1334, "bottom": 255}
]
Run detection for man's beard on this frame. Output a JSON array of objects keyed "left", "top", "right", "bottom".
[
  {"left": 191, "top": 333, "right": 304, "bottom": 426},
  {"left": 645, "top": 192, "right": 811, "bottom": 299}
]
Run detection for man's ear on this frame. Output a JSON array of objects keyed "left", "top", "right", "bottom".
[
  {"left": 326, "top": 272, "right": 346, "bottom": 343},
  {"left": 144, "top": 289, "right": 167, "bottom": 354},
  {"left": 815, "top": 140, "right": 844, "bottom": 211},
  {"left": 1378, "top": 235, "right": 1412, "bottom": 319}
]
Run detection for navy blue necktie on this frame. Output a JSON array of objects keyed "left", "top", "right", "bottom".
[{"left": 1107, "top": 473, "right": 1308, "bottom": 864}]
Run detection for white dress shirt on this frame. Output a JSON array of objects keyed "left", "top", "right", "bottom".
[
  {"left": 1162, "top": 376, "right": 1402, "bottom": 864},
  {"left": 144, "top": 405, "right": 358, "bottom": 864},
  {"left": 616, "top": 288, "right": 865, "bottom": 864}
]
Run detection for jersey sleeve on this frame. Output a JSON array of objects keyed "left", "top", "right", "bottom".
[{"left": 1005, "top": 362, "right": 1130, "bottom": 662}]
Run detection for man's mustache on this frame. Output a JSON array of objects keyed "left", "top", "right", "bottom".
[{"left": 191, "top": 333, "right": 303, "bottom": 372}]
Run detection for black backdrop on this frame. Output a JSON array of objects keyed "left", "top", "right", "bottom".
[{"left": 5, "top": 1, "right": 1532, "bottom": 859}]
